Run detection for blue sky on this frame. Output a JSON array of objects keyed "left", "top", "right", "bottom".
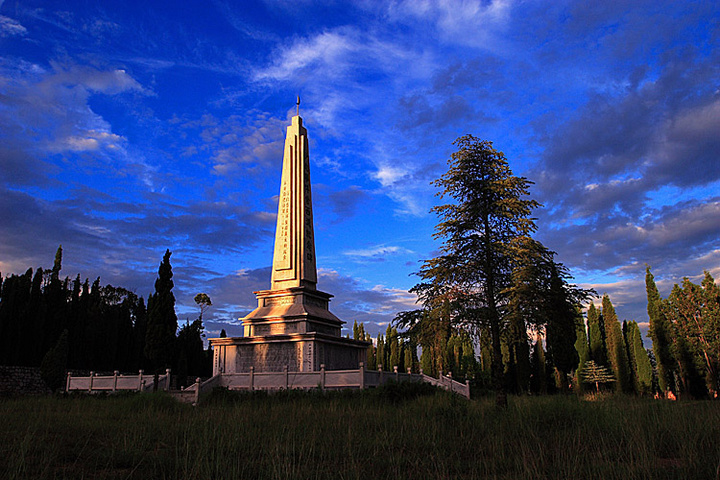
[{"left": 1, "top": 0, "right": 718, "bottom": 341}]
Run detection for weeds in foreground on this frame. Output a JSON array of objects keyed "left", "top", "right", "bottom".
[{"left": 0, "top": 390, "right": 718, "bottom": 479}]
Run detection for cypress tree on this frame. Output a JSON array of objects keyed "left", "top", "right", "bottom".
[
  {"left": 376, "top": 334, "right": 385, "bottom": 370},
  {"left": 365, "top": 332, "right": 375, "bottom": 369},
  {"left": 574, "top": 314, "right": 589, "bottom": 392},
  {"left": 145, "top": 250, "right": 178, "bottom": 378},
  {"left": 40, "top": 329, "right": 69, "bottom": 391},
  {"left": 389, "top": 327, "right": 400, "bottom": 369},
  {"left": 403, "top": 345, "right": 412, "bottom": 373},
  {"left": 626, "top": 320, "right": 652, "bottom": 395},
  {"left": 646, "top": 267, "right": 674, "bottom": 394},
  {"left": 587, "top": 303, "right": 606, "bottom": 365},
  {"left": 420, "top": 344, "right": 432, "bottom": 376},
  {"left": 25, "top": 267, "right": 46, "bottom": 366},
  {"left": 43, "top": 245, "right": 68, "bottom": 357},
  {"left": 602, "top": 295, "right": 632, "bottom": 393},
  {"left": 545, "top": 264, "right": 579, "bottom": 392}
]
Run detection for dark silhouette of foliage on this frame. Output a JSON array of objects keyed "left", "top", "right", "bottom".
[
  {"left": 40, "top": 329, "right": 69, "bottom": 391},
  {"left": 646, "top": 266, "right": 675, "bottom": 393},
  {"left": 145, "top": 249, "right": 178, "bottom": 375}
]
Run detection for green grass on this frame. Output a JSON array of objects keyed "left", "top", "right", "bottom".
[{"left": 1, "top": 386, "right": 719, "bottom": 479}]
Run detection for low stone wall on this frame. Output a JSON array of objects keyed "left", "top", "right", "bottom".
[{"left": 0, "top": 366, "right": 52, "bottom": 396}]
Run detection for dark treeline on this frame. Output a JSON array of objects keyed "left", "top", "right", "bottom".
[{"left": 0, "top": 246, "right": 211, "bottom": 389}]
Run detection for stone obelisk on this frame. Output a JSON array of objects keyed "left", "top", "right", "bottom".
[
  {"left": 270, "top": 113, "right": 317, "bottom": 290},
  {"left": 209, "top": 104, "right": 368, "bottom": 374}
]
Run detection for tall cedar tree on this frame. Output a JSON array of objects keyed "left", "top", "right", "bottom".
[
  {"left": 413, "top": 136, "right": 541, "bottom": 408},
  {"left": 646, "top": 267, "right": 675, "bottom": 393},
  {"left": 602, "top": 295, "right": 633, "bottom": 393},
  {"left": 145, "top": 250, "right": 178, "bottom": 375}
]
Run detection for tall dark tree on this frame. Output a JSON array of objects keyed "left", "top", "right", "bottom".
[
  {"left": 411, "top": 136, "right": 542, "bottom": 407},
  {"left": 545, "top": 263, "right": 582, "bottom": 392},
  {"left": 646, "top": 267, "right": 675, "bottom": 394},
  {"left": 43, "top": 245, "right": 67, "bottom": 357},
  {"left": 176, "top": 319, "right": 206, "bottom": 387},
  {"left": 145, "top": 250, "right": 178, "bottom": 379},
  {"left": 40, "top": 329, "right": 69, "bottom": 391}
]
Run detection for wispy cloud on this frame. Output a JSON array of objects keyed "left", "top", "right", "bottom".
[
  {"left": 344, "top": 245, "right": 413, "bottom": 259},
  {"left": 0, "top": 14, "right": 26, "bottom": 37}
]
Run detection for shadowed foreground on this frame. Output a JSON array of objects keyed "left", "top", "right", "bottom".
[{"left": 1, "top": 386, "right": 718, "bottom": 479}]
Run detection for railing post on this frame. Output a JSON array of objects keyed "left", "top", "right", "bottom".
[
  {"left": 65, "top": 372, "right": 72, "bottom": 393},
  {"left": 320, "top": 364, "right": 326, "bottom": 390},
  {"left": 113, "top": 371, "right": 119, "bottom": 392},
  {"left": 89, "top": 372, "right": 95, "bottom": 393},
  {"left": 194, "top": 377, "right": 201, "bottom": 404},
  {"left": 359, "top": 362, "right": 365, "bottom": 389},
  {"left": 165, "top": 368, "right": 171, "bottom": 392},
  {"left": 284, "top": 365, "right": 289, "bottom": 389},
  {"left": 138, "top": 370, "right": 144, "bottom": 391},
  {"left": 249, "top": 366, "right": 254, "bottom": 391},
  {"left": 378, "top": 364, "right": 383, "bottom": 385}
]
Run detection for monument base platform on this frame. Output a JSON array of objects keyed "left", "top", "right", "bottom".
[{"left": 211, "top": 333, "right": 368, "bottom": 374}]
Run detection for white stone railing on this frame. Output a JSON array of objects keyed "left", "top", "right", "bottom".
[
  {"left": 65, "top": 369, "right": 171, "bottom": 393},
  {"left": 64, "top": 365, "right": 471, "bottom": 400},
  {"left": 194, "top": 363, "right": 470, "bottom": 399}
]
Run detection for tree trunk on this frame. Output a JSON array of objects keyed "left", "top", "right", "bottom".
[{"left": 489, "top": 309, "right": 507, "bottom": 408}]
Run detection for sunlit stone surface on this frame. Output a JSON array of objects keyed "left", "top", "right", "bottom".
[{"left": 209, "top": 112, "right": 369, "bottom": 374}]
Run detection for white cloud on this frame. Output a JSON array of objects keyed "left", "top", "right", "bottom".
[
  {"left": 57, "top": 130, "right": 125, "bottom": 152},
  {"left": 0, "top": 14, "right": 26, "bottom": 37},
  {"left": 385, "top": 0, "right": 513, "bottom": 50},
  {"left": 344, "top": 245, "right": 413, "bottom": 257},
  {"left": 374, "top": 164, "right": 408, "bottom": 187}
]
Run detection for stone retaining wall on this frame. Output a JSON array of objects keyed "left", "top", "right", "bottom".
[{"left": 0, "top": 366, "right": 52, "bottom": 396}]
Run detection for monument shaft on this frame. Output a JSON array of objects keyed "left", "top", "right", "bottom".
[{"left": 271, "top": 116, "right": 317, "bottom": 290}]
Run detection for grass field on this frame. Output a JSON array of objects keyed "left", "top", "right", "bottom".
[{"left": 1, "top": 384, "right": 719, "bottom": 479}]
